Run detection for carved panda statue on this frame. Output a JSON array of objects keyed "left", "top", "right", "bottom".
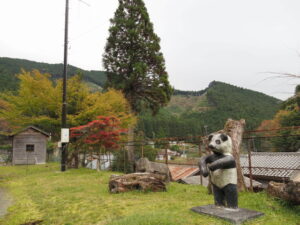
[{"left": 199, "top": 133, "right": 238, "bottom": 208}]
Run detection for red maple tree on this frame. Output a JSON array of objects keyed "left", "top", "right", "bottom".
[{"left": 70, "top": 116, "right": 126, "bottom": 150}]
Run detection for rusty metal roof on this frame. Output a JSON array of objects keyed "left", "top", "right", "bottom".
[
  {"left": 240, "top": 152, "right": 300, "bottom": 180},
  {"left": 168, "top": 165, "right": 199, "bottom": 181}
]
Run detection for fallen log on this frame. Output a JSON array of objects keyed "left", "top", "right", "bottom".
[
  {"left": 109, "top": 173, "right": 167, "bottom": 193},
  {"left": 267, "top": 181, "right": 300, "bottom": 205}
]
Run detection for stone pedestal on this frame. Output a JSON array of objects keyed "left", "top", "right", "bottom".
[{"left": 191, "top": 205, "right": 264, "bottom": 225}]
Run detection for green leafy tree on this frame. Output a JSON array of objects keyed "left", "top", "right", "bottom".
[{"left": 103, "top": 0, "right": 172, "bottom": 114}]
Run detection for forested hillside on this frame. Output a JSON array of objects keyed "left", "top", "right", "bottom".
[
  {"left": 0, "top": 57, "right": 106, "bottom": 91},
  {"left": 138, "top": 81, "right": 281, "bottom": 138},
  {"left": 0, "top": 58, "right": 281, "bottom": 138}
]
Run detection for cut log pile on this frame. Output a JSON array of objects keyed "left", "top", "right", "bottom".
[{"left": 109, "top": 173, "right": 167, "bottom": 193}]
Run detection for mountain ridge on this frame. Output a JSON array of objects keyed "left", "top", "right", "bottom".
[
  {"left": 138, "top": 81, "right": 280, "bottom": 137},
  {"left": 0, "top": 57, "right": 280, "bottom": 101},
  {"left": 0, "top": 57, "right": 106, "bottom": 92}
]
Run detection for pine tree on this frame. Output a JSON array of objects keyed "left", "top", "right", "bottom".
[{"left": 103, "top": 0, "right": 173, "bottom": 115}]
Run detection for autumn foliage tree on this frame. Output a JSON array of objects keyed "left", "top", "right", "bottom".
[
  {"left": 257, "top": 85, "right": 300, "bottom": 152},
  {"left": 70, "top": 116, "right": 126, "bottom": 170},
  {"left": 0, "top": 70, "right": 136, "bottom": 139}
]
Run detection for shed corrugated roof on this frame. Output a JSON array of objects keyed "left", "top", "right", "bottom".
[{"left": 240, "top": 152, "right": 300, "bottom": 179}]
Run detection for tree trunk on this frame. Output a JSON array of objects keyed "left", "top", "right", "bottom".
[
  {"left": 96, "top": 148, "right": 101, "bottom": 171},
  {"left": 267, "top": 181, "right": 300, "bottom": 205},
  {"left": 201, "top": 136, "right": 213, "bottom": 194},
  {"left": 223, "top": 119, "right": 247, "bottom": 191},
  {"left": 126, "top": 127, "right": 135, "bottom": 173},
  {"left": 109, "top": 173, "right": 166, "bottom": 193},
  {"left": 67, "top": 145, "right": 79, "bottom": 169},
  {"left": 74, "top": 147, "right": 79, "bottom": 168},
  {"left": 81, "top": 150, "right": 86, "bottom": 167}
]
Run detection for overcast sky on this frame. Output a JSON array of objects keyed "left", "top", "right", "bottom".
[{"left": 1, "top": 0, "right": 300, "bottom": 100}]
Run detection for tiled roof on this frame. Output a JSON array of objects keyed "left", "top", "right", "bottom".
[
  {"left": 168, "top": 165, "right": 199, "bottom": 181},
  {"left": 240, "top": 152, "right": 300, "bottom": 179}
]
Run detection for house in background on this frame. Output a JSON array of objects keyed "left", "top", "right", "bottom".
[
  {"left": 11, "top": 126, "right": 50, "bottom": 165},
  {"left": 156, "top": 149, "right": 181, "bottom": 161}
]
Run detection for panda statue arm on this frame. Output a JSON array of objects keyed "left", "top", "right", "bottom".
[
  {"left": 198, "top": 155, "right": 216, "bottom": 177},
  {"left": 208, "top": 155, "right": 236, "bottom": 172}
]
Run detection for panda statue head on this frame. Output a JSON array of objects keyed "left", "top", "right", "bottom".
[{"left": 208, "top": 133, "right": 233, "bottom": 155}]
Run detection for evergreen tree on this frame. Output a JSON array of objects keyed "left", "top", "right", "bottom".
[{"left": 103, "top": 0, "right": 172, "bottom": 114}]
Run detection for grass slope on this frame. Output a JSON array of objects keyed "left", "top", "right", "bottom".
[
  {"left": 0, "top": 164, "right": 299, "bottom": 225},
  {"left": 166, "top": 94, "right": 211, "bottom": 115}
]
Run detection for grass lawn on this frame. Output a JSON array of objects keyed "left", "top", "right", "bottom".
[{"left": 0, "top": 163, "right": 299, "bottom": 225}]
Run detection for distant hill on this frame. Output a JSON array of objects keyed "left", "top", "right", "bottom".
[
  {"left": 138, "top": 81, "right": 281, "bottom": 138},
  {"left": 0, "top": 57, "right": 106, "bottom": 91},
  {"left": 0, "top": 57, "right": 281, "bottom": 138}
]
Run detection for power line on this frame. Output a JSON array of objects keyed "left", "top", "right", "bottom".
[{"left": 78, "top": 0, "right": 91, "bottom": 7}]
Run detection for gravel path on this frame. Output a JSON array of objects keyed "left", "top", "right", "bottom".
[{"left": 0, "top": 188, "right": 12, "bottom": 218}]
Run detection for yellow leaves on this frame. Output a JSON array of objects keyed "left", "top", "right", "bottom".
[
  {"left": 257, "top": 119, "right": 280, "bottom": 131},
  {"left": 0, "top": 70, "right": 136, "bottom": 138},
  {"left": 0, "top": 98, "right": 10, "bottom": 110},
  {"left": 13, "top": 70, "right": 61, "bottom": 118},
  {"left": 74, "top": 88, "right": 136, "bottom": 129},
  {"left": 274, "top": 110, "right": 291, "bottom": 122}
]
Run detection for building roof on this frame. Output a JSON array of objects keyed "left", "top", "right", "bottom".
[
  {"left": 240, "top": 152, "right": 300, "bottom": 180},
  {"left": 10, "top": 126, "right": 50, "bottom": 137},
  {"left": 168, "top": 165, "right": 199, "bottom": 181}
]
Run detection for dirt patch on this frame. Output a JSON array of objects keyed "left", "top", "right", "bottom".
[
  {"left": 20, "top": 220, "right": 43, "bottom": 225},
  {"left": 0, "top": 188, "right": 12, "bottom": 218}
]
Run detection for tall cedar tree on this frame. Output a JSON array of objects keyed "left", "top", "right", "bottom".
[{"left": 103, "top": 0, "right": 173, "bottom": 115}]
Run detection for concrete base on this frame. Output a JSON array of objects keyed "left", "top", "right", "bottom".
[{"left": 191, "top": 205, "right": 264, "bottom": 225}]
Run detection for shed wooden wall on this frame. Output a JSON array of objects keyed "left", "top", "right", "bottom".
[{"left": 13, "top": 128, "right": 47, "bottom": 165}]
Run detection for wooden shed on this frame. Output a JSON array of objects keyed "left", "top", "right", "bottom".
[{"left": 11, "top": 126, "right": 50, "bottom": 165}]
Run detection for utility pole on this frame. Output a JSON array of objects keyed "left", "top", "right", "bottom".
[{"left": 61, "top": 0, "right": 69, "bottom": 172}]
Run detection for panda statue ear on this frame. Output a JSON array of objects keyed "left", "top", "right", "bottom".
[
  {"left": 220, "top": 133, "right": 228, "bottom": 142},
  {"left": 208, "top": 134, "right": 213, "bottom": 141}
]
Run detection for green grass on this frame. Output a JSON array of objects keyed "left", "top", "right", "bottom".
[{"left": 0, "top": 164, "right": 299, "bottom": 225}]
